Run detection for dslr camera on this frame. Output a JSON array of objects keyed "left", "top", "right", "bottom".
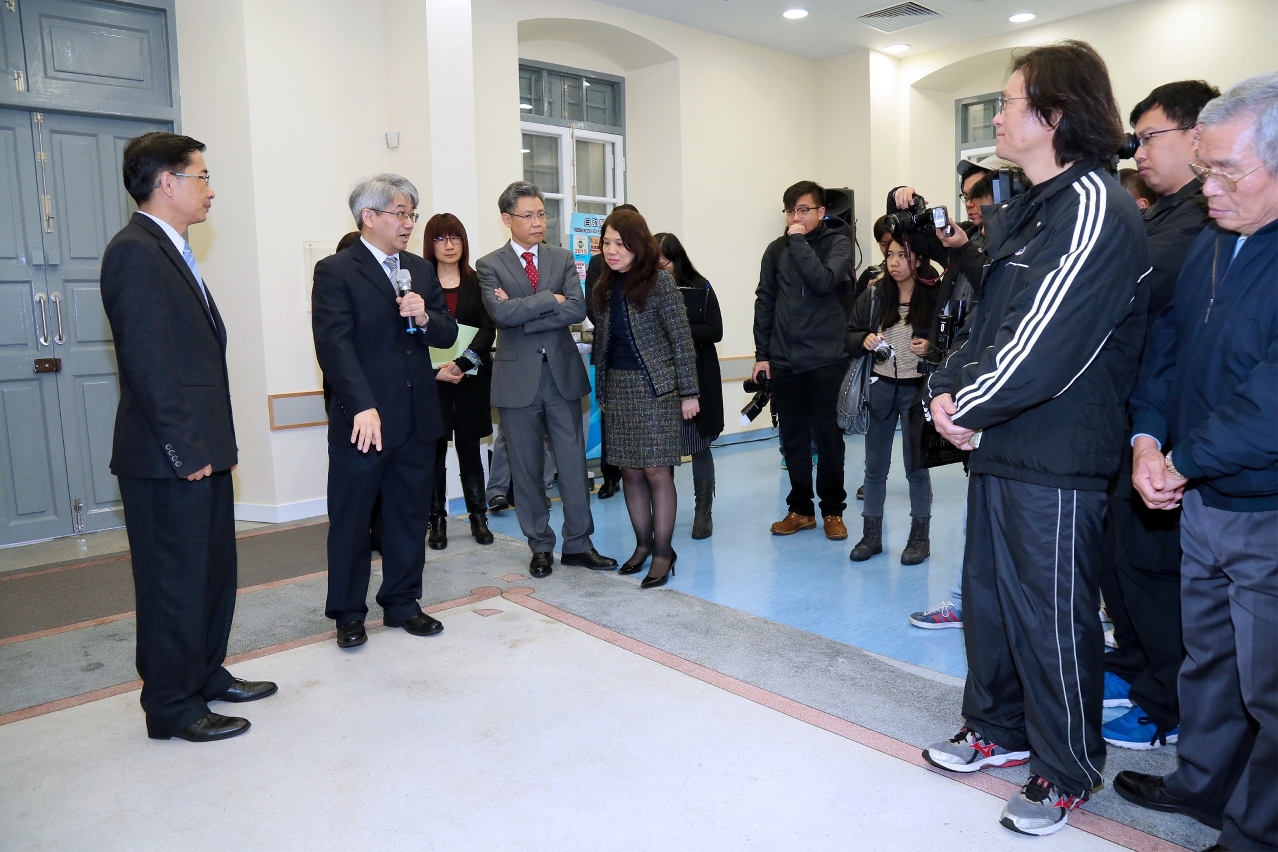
[
  {"left": 741, "top": 373, "right": 772, "bottom": 424},
  {"left": 884, "top": 194, "right": 953, "bottom": 237}
]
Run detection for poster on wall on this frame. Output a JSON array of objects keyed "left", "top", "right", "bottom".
[{"left": 570, "top": 212, "right": 605, "bottom": 460}]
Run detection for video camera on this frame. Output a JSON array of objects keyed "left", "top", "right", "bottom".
[{"left": 741, "top": 373, "right": 772, "bottom": 425}]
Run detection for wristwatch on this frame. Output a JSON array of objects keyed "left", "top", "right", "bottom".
[{"left": 1165, "top": 450, "right": 1184, "bottom": 480}]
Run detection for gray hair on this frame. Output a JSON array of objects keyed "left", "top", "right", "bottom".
[
  {"left": 1198, "top": 72, "right": 1278, "bottom": 175},
  {"left": 498, "top": 180, "right": 544, "bottom": 214},
  {"left": 348, "top": 173, "right": 420, "bottom": 225}
]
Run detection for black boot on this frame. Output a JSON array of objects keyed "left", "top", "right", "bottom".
[
  {"left": 462, "top": 474, "right": 494, "bottom": 545},
  {"left": 427, "top": 492, "right": 447, "bottom": 551},
  {"left": 900, "top": 517, "right": 930, "bottom": 565},
  {"left": 848, "top": 516, "right": 883, "bottom": 562},
  {"left": 691, "top": 477, "right": 714, "bottom": 540}
]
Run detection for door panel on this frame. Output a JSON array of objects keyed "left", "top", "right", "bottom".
[
  {"left": 37, "top": 111, "right": 164, "bottom": 533},
  {"left": 0, "top": 108, "right": 72, "bottom": 544}
]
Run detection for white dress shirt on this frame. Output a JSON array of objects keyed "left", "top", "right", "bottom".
[
  {"left": 510, "top": 239, "right": 539, "bottom": 270},
  {"left": 360, "top": 236, "right": 401, "bottom": 283},
  {"left": 140, "top": 211, "right": 209, "bottom": 306}
]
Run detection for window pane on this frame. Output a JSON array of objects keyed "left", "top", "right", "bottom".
[
  {"left": 576, "top": 140, "right": 608, "bottom": 198},
  {"left": 522, "top": 133, "right": 560, "bottom": 194},
  {"left": 561, "top": 75, "right": 584, "bottom": 122},
  {"left": 518, "top": 67, "right": 541, "bottom": 116},
  {"left": 584, "top": 78, "right": 616, "bottom": 127},
  {"left": 963, "top": 101, "right": 995, "bottom": 144},
  {"left": 577, "top": 201, "right": 608, "bottom": 216},
  {"left": 544, "top": 198, "right": 563, "bottom": 247}
]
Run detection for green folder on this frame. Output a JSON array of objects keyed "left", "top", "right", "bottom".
[{"left": 430, "top": 323, "right": 480, "bottom": 372}]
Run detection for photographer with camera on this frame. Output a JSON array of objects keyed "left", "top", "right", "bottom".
[
  {"left": 920, "top": 41, "right": 1150, "bottom": 836},
  {"left": 1099, "top": 80, "right": 1218, "bottom": 753},
  {"left": 754, "top": 180, "right": 853, "bottom": 540},
  {"left": 845, "top": 232, "right": 937, "bottom": 564}
]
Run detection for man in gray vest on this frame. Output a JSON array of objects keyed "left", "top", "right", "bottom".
[{"left": 476, "top": 181, "right": 616, "bottom": 577}]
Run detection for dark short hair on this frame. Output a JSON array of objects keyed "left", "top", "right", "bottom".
[
  {"left": 967, "top": 174, "right": 994, "bottom": 202},
  {"left": 872, "top": 215, "right": 892, "bottom": 244},
  {"left": 336, "top": 231, "right": 361, "bottom": 252},
  {"left": 615, "top": 203, "right": 639, "bottom": 214},
  {"left": 783, "top": 180, "right": 825, "bottom": 210},
  {"left": 122, "top": 132, "right": 206, "bottom": 204},
  {"left": 1010, "top": 40, "right": 1123, "bottom": 167},
  {"left": 421, "top": 212, "right": 477, "bottom": 285},
  {"left": 1118, "top": 168, "right": 1159, "bottom": 205},
  {"left": 1129, "top": 80, "right": 1221, "bottom": 129}
]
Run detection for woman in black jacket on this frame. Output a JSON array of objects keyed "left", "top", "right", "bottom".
[
  {"left": 422, "top": 213, "right": 496, "bottom": 548},
  {"left": 655, "top": 232, "right": 723, "bottom": 539},
  {"left": 593, "top": 210, "right": 700, "bottom": 588},
  {"left": 846, "top": 234, "right": 937, "bottom": 565}
]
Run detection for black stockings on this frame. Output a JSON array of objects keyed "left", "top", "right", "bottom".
[{"left": 621, "top": 465, "right": 677, "bottom": 578}]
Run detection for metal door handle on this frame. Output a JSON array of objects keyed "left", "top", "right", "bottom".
[
  {"left": 34, "top": 293, "right": 51, "bottom": 346},
  {"left": 50, "top": 292, "right": 66, "bottom": 345}
]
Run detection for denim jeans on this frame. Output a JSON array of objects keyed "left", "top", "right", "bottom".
[{"left": 861, "top": 378, "right": 931, "bottom": 520}]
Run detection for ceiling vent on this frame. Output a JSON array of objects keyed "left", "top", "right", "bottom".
[{"left": 857, "top": 2, "right": 944, "bottom": 33}]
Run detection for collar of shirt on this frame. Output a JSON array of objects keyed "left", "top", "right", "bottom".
[
  {"left": 510, "top": 239, "right": 538, "bottom": 267},
  {"left": 139, "top": 211, "right": 188, "bottom": 259},
  {"left": 360, "top": 236, "right": 400, "bottom": 280},
  {"left": 1233, "top": 234, "right": 1248, "bottom": 260}
]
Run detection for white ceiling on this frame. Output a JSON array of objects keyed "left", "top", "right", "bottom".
[{"left": 591, "top": 0, "right": 1139, "bottom": 61}]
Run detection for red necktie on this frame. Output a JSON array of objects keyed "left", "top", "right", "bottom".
[{"left": 522, "top": 251, "right": 539, "bottom": 293}]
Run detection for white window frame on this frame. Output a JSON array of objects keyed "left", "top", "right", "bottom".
[{"left": 521, "top": 121, "right": 625, "bottom": 244}]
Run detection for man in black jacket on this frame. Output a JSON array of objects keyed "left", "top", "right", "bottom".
[
  {"left": 1098, "top": 80, "right": 1218, "bottom": 752},
  {"left": 753, "top": 181, "right": 852, "bottom": 541},
  {"left": 1115, "top": 73, "right": 1278, "bottom": 852},
  {"left": 921, "top": 42, "right": 1150, "bottom": 836},
  {"left": 312, "top": 174, "right": 457, "bottom": 649},
  {"left": 103, "top": 132, "right": 276, "bottom": 743}
]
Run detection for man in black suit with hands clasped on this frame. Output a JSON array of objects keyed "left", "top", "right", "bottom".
[
  {"left": 312, "top": 174, "right": 457, "bottom": 649},
  {"left": 102, "top": 132, "right": 276, "bottom": 744}
]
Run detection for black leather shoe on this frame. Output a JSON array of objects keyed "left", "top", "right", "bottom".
[
  {"left": 336, "top": 621, "right": 367, "bottom": 648},
  {"left": 529, "top": 551, "right": 554, "bottom": 577},
  {"left": 488, "top": 494, "right": 511, "bottom": 512},
  {"left": 641, "top": 551, "right": 677, "bottom": 589},
  {"left": 209, "top": 678, "right": 277, "bottom": 703},
  {"left": 1113, "top": 771, "right": 1223, "bottom": 829},
  {"left": 157, "top": 712, "right": 250, "bottom": 743},
  {"left": 384, "top": 612, "right": 444, "bottom": 636},
  {"left": 597, "top": 478, "right": 621, "bottom": 499},
  {"left": 560, "top": 548, "right": 618, "bottom": 570},
  {"left": 1200, "top": 846, "right": 1230, "bottom": 851}
]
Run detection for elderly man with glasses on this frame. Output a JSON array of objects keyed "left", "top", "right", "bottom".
[{"left": 1116, "top": 72, "right": 1278, "bottom": 852}]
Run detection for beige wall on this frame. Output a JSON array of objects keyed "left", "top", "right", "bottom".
[{"left": 169, "top": 0, "right": 1278, "bottom": 516}]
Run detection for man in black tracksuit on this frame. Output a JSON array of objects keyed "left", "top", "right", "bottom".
[
  {"left": 753, "top": 180, "right": 852, "bottom": 540},
  {"left": 1098, "top": 81, "right": 1217, "bottom": 752},
  {"left": 921, "top": 42, "right": 1151, "bottom": 837}
]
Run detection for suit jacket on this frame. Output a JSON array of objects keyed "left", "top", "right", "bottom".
[
  {"left": 476, "top": 242, "right": 590, "bottom": 408},
  {"left": 101, "top": 212, "right": 237, "bottom": 479},
  {"left": 312, "top": 241, "right": 458, "bottom": 448},
  {"left": 591, "top": 269, "right": 699, "bottom": 406}
]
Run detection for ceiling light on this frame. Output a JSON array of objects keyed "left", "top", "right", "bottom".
[
  {"left": 1009, "top": 12, "right": 1036, "bottom": 22},
  {"left": 519, "top": 103, "right": 533, "bottom": 110},
  {"left": 883, "top": 43, "right": 910, "bottom": 53},
  {"left": 520, "top": 148, "right": 531, "bottom": 154},
  {"left": 783, "top": 8, "right": 808, "bottom": 19}
]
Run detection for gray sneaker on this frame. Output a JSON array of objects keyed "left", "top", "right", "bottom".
[
  {"left": 922, "top": 727, "right": 1031, "bottom": 773},
  {"left": 1000, "top": 774, "right": 1089, "bottom": 836}
]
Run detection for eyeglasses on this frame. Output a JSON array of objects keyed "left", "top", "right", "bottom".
[
  {"left": 508, "top": 211, "right": 548, "bottom": 222},
  {"left": 1188, "top": 160, "right": 1264, "bottom": 193},
  {"left": 995, "top": 95, "right": 1029, "bottom": 114},
  {"left": 1135, "top": 126, "right": 1190, "bottom": 148},
  {"left": 783, "top": 206, "right": 821, "bottom": 216},
  {"left": 371, "top": 209, "right": 420, "bottom": 223},
  {"left": 433, "top": 235, "right": 463, "bottom": 245},
  {"left": 172, "top": 172, "right": 211, "bottom": 186}
]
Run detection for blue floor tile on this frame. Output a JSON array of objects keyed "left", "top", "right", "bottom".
[{"left": 484, "top": 432, "right": 971, "bottom": 680}]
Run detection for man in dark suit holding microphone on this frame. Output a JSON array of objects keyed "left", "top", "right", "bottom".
[
  {"left": 103, "top": 132, "right": 275, "bottom": 743},
  {"left": 312, "top": 174, "right": 457, "bottom": 649}
]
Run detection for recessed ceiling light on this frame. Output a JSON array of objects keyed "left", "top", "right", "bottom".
[
  {"left": 1009, "top": 12, "right": 1036, "bottom": 22},
  {"left": 883, "top": 43, "right": 910, "bottom": 53},
  {"left": 519, "top": 103, "right": 533, "bottom": 110},
  {"left": 783, "top": 8, "right": 808, "bottom": 19}
]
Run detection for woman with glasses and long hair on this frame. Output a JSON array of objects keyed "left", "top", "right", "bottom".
[
  {"left": 654, "top": 232, "right": 723, "bottom": 539},
  {"left": 592, "top": 210, "right": 699, "bottom": 588},
  {"left": 845, "top": 230, "right": 937, "bottom": 565},
  {"left": 421, "top": 213, "right": 496, "bottom": 548}
]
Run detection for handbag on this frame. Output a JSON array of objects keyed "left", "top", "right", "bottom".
[{"left": 837, "top": 354, "right": 874, "bottom": 435}]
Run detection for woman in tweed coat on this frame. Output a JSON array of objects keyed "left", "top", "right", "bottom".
[{"left": 592, "top": 209, "right": 699, "bottom": 589}]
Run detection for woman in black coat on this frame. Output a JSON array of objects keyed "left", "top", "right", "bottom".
[
  {"left": 422, "top": 213, "right": 496, "bottom": 547},
  {"left": 656, "top": 232, "right": 723, "bottom": 539}
]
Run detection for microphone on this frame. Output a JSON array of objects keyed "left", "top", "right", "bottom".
[{"left": 394, "top": 269, "right": 418, "bottom": 334}]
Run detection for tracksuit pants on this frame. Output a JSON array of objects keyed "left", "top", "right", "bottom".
[{"left": 961, "top": 473, "right": 1107, "bottom": 797}]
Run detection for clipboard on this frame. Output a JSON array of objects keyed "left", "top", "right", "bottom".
[{"left": 430, "top": 323, "right": 480, "bottom": 373}]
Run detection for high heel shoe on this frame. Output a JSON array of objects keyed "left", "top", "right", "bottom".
[
  {"left": 618, "top": 549, "right": 651, "bottom": 575},
  {"left": 640, "top": 551, "right": 677, "bottom": 589}
]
